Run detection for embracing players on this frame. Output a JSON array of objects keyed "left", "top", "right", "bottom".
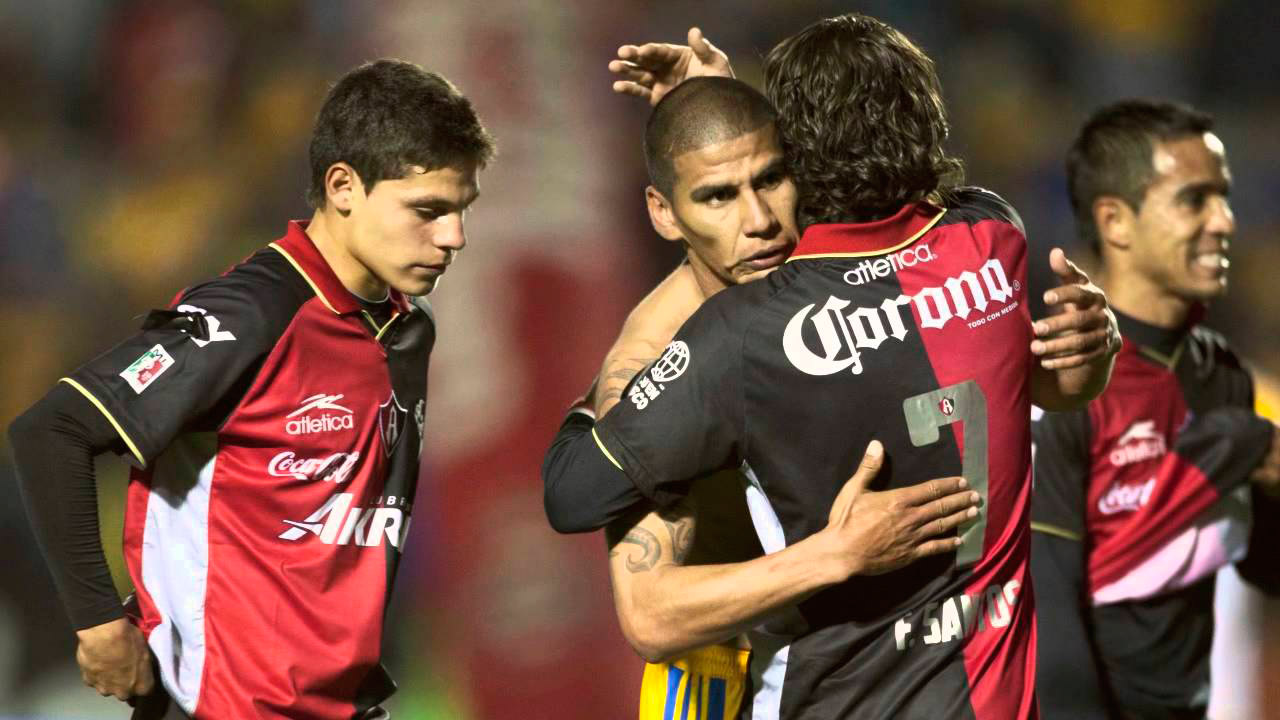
[
  {"left": 547, "top": 14, "right": 1120, "bottom": 720},
  {"left": 569, "top": 76, "right": 986, "bottom": 720},
  {"left": 10, "top": 60, "right": 492, "bottom": 718}
]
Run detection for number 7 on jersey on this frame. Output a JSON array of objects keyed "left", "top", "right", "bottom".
[{"left": 903, "top": 380, "right": 988, "bottom": 567}]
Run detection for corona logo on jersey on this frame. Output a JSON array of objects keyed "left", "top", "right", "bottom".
[
  {"left": 1108, "top": 420, "right": 1168, "bottom": 466},
  {"left": 285, "top": 393, "right": 354, "bottom": 435},
  {"left": 843, "top": 244, "right": 936, "bottom": 285},
  {"left": 279, "top": 493, "right": 412, "bottom": 549},
  {"left": 784, "top": 258, "right": 1016, "bottom": 376}
]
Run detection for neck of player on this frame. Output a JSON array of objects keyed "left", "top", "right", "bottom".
[
  {"left": 306, "top": 209, "right": 390, "bottom": 301},
  {"left": 1097, "top": 268, "right": 1192, "bottom": 330}
]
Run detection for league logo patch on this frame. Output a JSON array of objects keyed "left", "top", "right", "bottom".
[
  {"left": 651, "top": 341, "right": 690, "bottom": 382},
  {"left": 378, "top": 391, "right": 408, "bottom": 456},
  {"left": 120, "top": 344, "right": 175, "bottom": 394},
  {"left": 414, "top": 398, "right": 426, "bottom": 457}
]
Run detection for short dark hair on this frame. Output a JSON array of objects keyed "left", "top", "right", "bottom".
[
  {"left": 644, "top": 77, "right": 778, "bottom": 198},
  {"left": 762, "top": 14, "right": 962, "bottom": 228},
  {"left": 1067, "top": 99, "right": 1214, "bottom": 251},
  {"left": 307, "top": 59, "right": 495, "bottom": 209}
]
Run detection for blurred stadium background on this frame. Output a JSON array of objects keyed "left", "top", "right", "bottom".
[{"left": 1, "top": 1, "right": 1277, "bottom": 718}]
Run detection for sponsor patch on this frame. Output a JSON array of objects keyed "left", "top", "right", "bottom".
[
  {"left": 629, "top": 341, "right": 690, "bottom": 410},
  {"left": 120, "top": 344, "right": 175, "bottom": 394}
]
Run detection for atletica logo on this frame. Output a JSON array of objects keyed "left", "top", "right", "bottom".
[
  {"left": 1108, "top": 420, "right": 1167, "bottom": 466},
  {"left": 785, "top": 258, "right": 1016, "bottom": 376},
  {"left": 278, "top": 493, "right": 411, "bottom": 549},
  {"left": 286, "top": 393, "right": 354, "bottom": 435},
  {"left": 843, "top": 244, "right": 936, "bottom": 285},
  {"left": 1098, "top": 477, "right": 1156, "bottom": 515},
  {"left": 268, "top": 451, "right": 360, "bottom": 483}
]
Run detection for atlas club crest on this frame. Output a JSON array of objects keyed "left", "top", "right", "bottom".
[{"left": 378, "top": 391, "right": 408, "bottom": 456}]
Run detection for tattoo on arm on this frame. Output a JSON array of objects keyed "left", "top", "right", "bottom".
[
  {"left": 612, "top": 526, "right": 661, "bottom": 572},
  {"left": 659, "top": 503, "right": 696, "bottom": 565},
  {"left": 598, "top": 359, "right": 651, "bottom": 407}
]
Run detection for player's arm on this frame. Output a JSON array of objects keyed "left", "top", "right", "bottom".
[
  {"left": 1029, "top": 406, "right": 1112, "bottom": 719},
  {"left": 595, "top": 263, "right": 703, "bottom": 418},
  {"left": 1234, "top": 416, "right": 1280, "bottom": 593},
  {"left": 9, "top": 384, "right": 153, "bottom": 701},
  {"left": 8, "top": 279, "right": 275, "bottom": 701},
  {"left": 1030, "top": 249, "right": 1121, "bottom": 411},
  {"left": 607, "top": 441, "right": 977, "bottom": 662}
]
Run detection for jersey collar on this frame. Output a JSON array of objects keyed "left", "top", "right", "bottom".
[
  {"left": 270, "top": 221, "right": 411, "bottom": 315},
  {"left": 1116, "top": 308, "right": 1198, "bottom": 369},
  {"left": 789, "top": 202, "right": 946, "bottom": 261}
]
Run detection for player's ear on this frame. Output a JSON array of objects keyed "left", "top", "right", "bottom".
[
  {"left": 325, "top": 163, "right": 364, "bottom": 216},
  {"left": 1093, "top": 195, "right": 1135, "bottom": 254},
  {"left": 646, "top": 186, "right": 685, "bottom": 243}
]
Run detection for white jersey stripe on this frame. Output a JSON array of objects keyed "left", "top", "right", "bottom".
[
  {"left": 741, "top": 463, "right": 793, "bottom": 719},
  {"left": 142, "top": 432, "right": 217, "bottom": 715}
]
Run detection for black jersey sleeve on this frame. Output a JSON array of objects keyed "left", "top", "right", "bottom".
[
  {"left": 591, "top": 292, "right": 746, "bottom": 508},
  {"left": 1031, "top": 532, "right": 1113, "bottom": 719},
  {"left": 62, "top": 272, "right": 288, "bottom": 467},
  {"left": 543, "top": 410, "right": 656, "bottom": 533},
  {"left": 10, "top": 383, "right": 130, "bottom": 629},
  {"left": 1030, "top": 406, "right": 1092, "bottom": 540}
]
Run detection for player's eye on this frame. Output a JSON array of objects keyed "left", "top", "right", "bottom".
[
  {"left": 1179, "top": 190, "right": 1206, "bottom": 212},
  {"left": 415, "top": 207, "right": 444, "bottom": 221},
  {"left": 756, "top": 170, "right": 786, "bottom": 190}
]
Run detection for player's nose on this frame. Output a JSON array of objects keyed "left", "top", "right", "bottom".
[
  {"left": 742, "top": 190, "right": 780, "bottom": 238},
  {"left": 1205, "top": 195, "right": 1235, "bottom": 238},
  {"left": 434, "top": 213, "right": 467, "bottom": 251}
]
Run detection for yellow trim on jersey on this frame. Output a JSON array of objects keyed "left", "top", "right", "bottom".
[
  {"left": 370, "top": 312, "right": 401, "bottom": 341},
  {"left": 59, "top": 378, "right": 147, "bottom": 468},
  {"left": 268, "top": 242, "right": 339, "bottom": 314},
  {"left": 1138, "top": 341, "right": 1185, "bottom": 370},
  {"left": 639, "top": 644, "right": 750, "bottom": 720},
  {"left": 1030, "top": 520, "right": 1082, "bottom": 542},
  {"left": 786, "top": 208, "right": 947, "bottom": 262},
  {"left": 593, "top": 427, "right": 623, "bottom": 470}
]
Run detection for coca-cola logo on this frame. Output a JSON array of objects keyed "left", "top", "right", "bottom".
[
  {"left": 1097, "top": 477, "right": 1156, "bottom": 515},
  {"left": 268, "top": 451, "right": 360, "bottom": 483}
]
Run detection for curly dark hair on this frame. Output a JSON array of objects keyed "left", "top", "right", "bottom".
[
  {"left": 763, "top": 14, "right": 963, "bottom": 228},
  {"left": 307, "top": 59, "right": 495, "bottom": 209}
]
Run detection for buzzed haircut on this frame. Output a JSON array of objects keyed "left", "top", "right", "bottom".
[
  {"left": 307, "top": 59, "right": 495, "bottom": 209},
  {"left": 1067, "top": 99, "right": 1214, "bottom": 251},
  {"left": 644, "top": 76, "right": 778, "bottom": 198}
]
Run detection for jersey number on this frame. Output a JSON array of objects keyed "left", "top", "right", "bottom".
[{"left": 903, "top": 380, "right": 988, "bottom": 567}]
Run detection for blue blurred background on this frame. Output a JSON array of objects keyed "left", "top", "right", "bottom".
[{"left": 1, "top": 1, "right": 1277, "bottom": 718}]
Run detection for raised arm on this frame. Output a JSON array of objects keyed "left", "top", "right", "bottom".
[
  {"left": 607, "top": 441, "right": 978, "bottom": 662},
  {"left": 1031, "top": 248, "right": 1122, "bottom": 410}
]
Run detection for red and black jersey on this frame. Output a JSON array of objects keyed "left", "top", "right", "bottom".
[
  {"left": 593, "top": 189, "right": 1037, "bottom": 719},
  {"left": 61, "top": 222, "right": 433, "bottom": 719},
  {"left": 1030, "top": 312, "right": 1276, "bottom": 717}
]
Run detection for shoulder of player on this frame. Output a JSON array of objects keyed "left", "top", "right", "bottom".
[
  {"left": 173, "top": 246, "right": 313, "bottom": 344},
  {"left": 1188, "top": 324, "right": 1248, "bottom": 373},
  {"left": 937, "top": 185, "right": 1026, "bottom": 237},
  {"left": 622, "top": 263, "right": 703, "bottom": 339}
]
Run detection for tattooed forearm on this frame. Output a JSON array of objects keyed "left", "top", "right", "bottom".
[
  {"left": 597, "top": 358, "right": 652, "bottom": 411},
  {"left": 659, "top": 504, "right": 696, "bottom": 564},
  {"left": 614, "top": 526, "right": 661, "bottom": 573}
]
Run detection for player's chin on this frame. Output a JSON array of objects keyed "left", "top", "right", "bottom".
[{"left": 395, "top": 271, "right": 441, "bottom": 297}]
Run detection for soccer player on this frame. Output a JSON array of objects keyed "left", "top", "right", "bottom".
[
  {"left": 571, "top": 76, "right": 984, "bottom": 720},
  {"left": 1030, "top": 99, "right": 1280, "bottom": 719},
  {"left": 546, "top": 14, "right": 1120, "bottom": 719},
  {"left": 8, "top": 60, "right": 493, "bottom": 718}
]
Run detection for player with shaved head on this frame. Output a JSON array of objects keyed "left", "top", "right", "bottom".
[{"left": 559, "top": 76, "right": 983, "bottom": 720}]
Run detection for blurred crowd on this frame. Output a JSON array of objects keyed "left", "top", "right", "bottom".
[{"left": 1, "top": 1, "right": 1276, "bottom": 718}]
